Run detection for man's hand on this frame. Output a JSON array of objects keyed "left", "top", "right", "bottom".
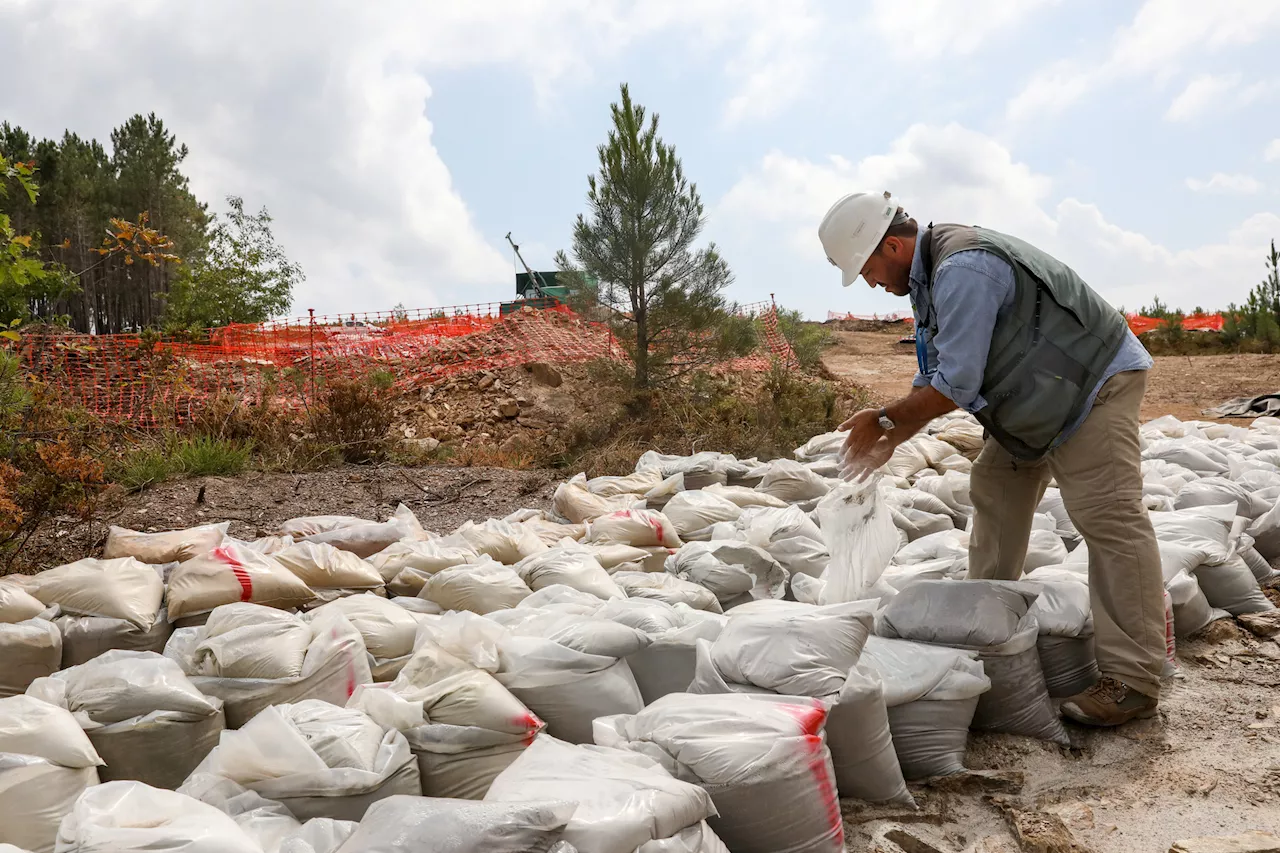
[
  {"left": 839, "top": 408, "right": 885, "bottom": 466},
  {"left": 841, "top": 435, "right": 894, "bottom": 481}
]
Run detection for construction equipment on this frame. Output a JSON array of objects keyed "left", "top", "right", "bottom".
[{"left": 500, "top": 232, "right": 596, "bottom": 315}]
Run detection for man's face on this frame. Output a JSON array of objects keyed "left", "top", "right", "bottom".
[{"left": 859, "top": 235, "right": 912, "bottom": 297}]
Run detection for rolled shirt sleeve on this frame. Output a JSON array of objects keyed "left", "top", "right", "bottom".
[{"left": 924, "top": 251, "right": 1016, "bottom": 413}]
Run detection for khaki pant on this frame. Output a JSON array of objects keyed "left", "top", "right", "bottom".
[{"left": 967, "top": 370, "right": 1166, "bottom": 698}]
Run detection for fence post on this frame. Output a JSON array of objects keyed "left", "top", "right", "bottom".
[{"left": 308, "top": 309, "right": 316, "bottom": 408}]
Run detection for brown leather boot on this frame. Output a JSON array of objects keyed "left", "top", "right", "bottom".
[{"left": 1060, "top": 676, "right": 1159, "bottom": 727}]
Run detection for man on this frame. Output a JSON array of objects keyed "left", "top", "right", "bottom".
[{"left": 817, "top": 191, "right": 1165, "bottom": 727}]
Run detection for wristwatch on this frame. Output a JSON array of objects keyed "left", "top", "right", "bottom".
[{"left": 877, "top": 408, "right": 895, "bottom": 432}]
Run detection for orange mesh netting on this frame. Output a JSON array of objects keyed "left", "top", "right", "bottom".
[{"left": 11, "top": 300, "right": 796, "bottom": 425}]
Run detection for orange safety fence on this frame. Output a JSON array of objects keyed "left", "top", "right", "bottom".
[
  {"left": 9, "top": 299, "right": 796, "bottom": 426},
  {"left": 1126, "top": 313, "right": 1224, "bottom": 335},
  {"left": 826, "top": 311, "right": 915, "bottom": 325}
]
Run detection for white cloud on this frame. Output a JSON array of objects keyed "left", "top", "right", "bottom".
[
  {"left": 1009, "top": 0, "right": 1280, "bottom": 122},
  {"left": 1266, "top": 139, "right": 1280, "bottom": 162},
  {"left": 1185, "top": 173, "right": 1263, "bottom": 194},
  {"left": 1165, "top": 73, "right": 1240, "bottom": 121},
  {"left": 714, "top": 123, "right": 1278, "bottom": 314},
  {"left": 868, "top": 0, "right": 1057, "bottom": 58}
]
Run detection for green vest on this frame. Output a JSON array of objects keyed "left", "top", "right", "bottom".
[{"left": 918, "top": 224, "right": 1128, "bottom": 460}]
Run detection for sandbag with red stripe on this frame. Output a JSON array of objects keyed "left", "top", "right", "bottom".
[{"left": 166, "top": 542, "right": 316, "bottom": 621}]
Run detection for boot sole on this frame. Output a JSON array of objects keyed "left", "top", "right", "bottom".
[{"left": 1061, "top": 704, "right": 1159, "bottom": 727}]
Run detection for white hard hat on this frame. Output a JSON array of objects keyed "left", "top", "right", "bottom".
[{"left": 818, "top": 191, "right": 899, "bottom": 287}]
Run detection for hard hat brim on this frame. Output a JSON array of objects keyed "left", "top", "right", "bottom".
[{"left": 840, "top": 265, "right": 860, "bottom": 288}]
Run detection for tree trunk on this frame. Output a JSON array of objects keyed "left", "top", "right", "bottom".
[{"left": 633, "top": 297, "right": 649, "bottom": 390}]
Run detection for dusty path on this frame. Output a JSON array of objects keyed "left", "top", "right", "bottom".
[{"left": 823, "top": 329, "right": 1280, "bottom": 422}]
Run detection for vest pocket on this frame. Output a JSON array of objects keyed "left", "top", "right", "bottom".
[{"left": 981, "top": 335, "right": 1088, "bottom": 451}]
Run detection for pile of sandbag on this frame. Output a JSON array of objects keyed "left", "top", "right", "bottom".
[
  {"left": 664, "top": 541, "right": 788, "bottom": 610},
  {"left": 370, "top": 539, "right": 479, "bottom": 596},
  {"left": 164, "top": 603, "right": 371, "bottom": 727},
  {"left": 181, "top": 699, "right": 420, "bottom": 821},
  {"left": 0, "top": 695, "right": 103, "bottom": 853},
  {"left": 879, "top": 580, "right": 1069, "bottom": 745},
  {"left": 611, "top": 571, "right": 723, "bottom": 614},
  {"left": 337, "top": 795, "right": 575, "bottom": 853},
  {"left": 485, "top": 734, "right": 719, "bottom": 853},
  {"left": 687, "top": 600, "right": 911, "bottom": 805},
  {"left": 0, "top": 581, "right": 61, "bottom": 697},
  {"left": 594, "top": 693, "right": 844, "bottom": 853},
  {"left": 308, "top": 594, "right": 423, "bottom": 681},
  {"left": 1024, "top": 577, "right": 1099, "bottom": 698},
  {"left": 593, "top": 598, "right": 726, "bottom": 704},
  {"left": 27, "top": 649, "right": 224, "bottom": 789},
  {"left": 285, "top": 504, "right": 427, "bottom": 558},
  {"left": 513, "top": 543, "right": 626, "bottom": 601},
  {"left": 20, "top": 556, "right": 171, "bottom": 666}
]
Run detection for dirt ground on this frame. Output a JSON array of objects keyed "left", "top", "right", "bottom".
[{"left": 823, "top": 328, "right": 1280, "bottom": 422}]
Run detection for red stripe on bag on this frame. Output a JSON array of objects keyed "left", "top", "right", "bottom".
[{"left": 213, "top": 544, "right": 254, "bottom": 601}]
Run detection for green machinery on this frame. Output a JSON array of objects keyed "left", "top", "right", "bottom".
[{"left": 500, "top": 232, "right": 596, "bottom": 315}]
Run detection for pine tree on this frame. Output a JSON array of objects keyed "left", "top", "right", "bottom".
[{"left": 556, "top": 84, "right": 753, "bottom": 390}]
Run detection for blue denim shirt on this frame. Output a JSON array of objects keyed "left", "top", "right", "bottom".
[{"left": 907, "top": 227, "right": 1151, "bottom": 448}]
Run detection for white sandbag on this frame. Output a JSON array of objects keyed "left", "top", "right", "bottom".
[
  {"left": 1240, "top": 544, "right": 1280, "bottom": 586},
  {"left": 510, "top": 583, "right": 607, "bottom": 616},
  {"left": 1023, "top": 578, "right": 1098, "bottom": 697},
  {"left": 703, "top": 483, "right": 788, "bottom": 509},
  {"left": 794, "top": 430, "right": 847, "bottom": 462},
  {"left": 337, "top": 795, "right": 575, "bottom": 853},
  {"left": 913, "top": 471, "right": 972, "bottom": 517},
  {"left": 192, "top": 604, "right": 313, "bottom": 679},
  {"left": 168, "top": 607, "right": 372, "bottom": 729},
  {"left": 554, "top": 474, "right": 645, "bottom": 524},
  {"left": 368, "top": 539, "right": 477, "bottom": 586},
  {"left": 1166, "top": 570, "right": 1229, "bottom": 637},
  {"left": 1192, "top": 555, "right": 1276, "bottom": 615},
  {"left": 104, "top": 522, "right": 229, "bottom": 564},
  {"left": 494, "top": 636, "right": 643, "bottom": 744},
  {"left": 274, "top": 542, "right": 385, "bottom": 590},
  {"left": 486, "top": 734, "right": 716, "bottom": 853},
  {"left": 593, "top": 694, "right": 843, "bottom": 853},
  {"left": 637, "top": 451, "right": 740, "bottom": 490},
  {"left": 0, "top": 695, "right": 103, "bottom": 853},
  {"left": 892, "top": 529, "right": 969, "bottom": 566},
  {"left": 890, "top": 505, "right": 955, "bottom": 542},
  {"left": 0, "top": 582, "right": 44, "bottom": 623},
  {"left": 520, "top": 518, "right": 588, "bottom": 548},
  {"left": 515, "top": 544, "right": 625, "bottom": 601},
  {"left": 1143, "top": 439, "right": 1230, "bottom": 475},
  {"left": 1175, "top": 477, "right": 1270, "bottom": 519},
  {"left": 167, "top": 543, "right": 317, "bottom": 620},
  {"left": 665, "top": 542, "right": 788, "bottom": 609},
  {"left": 1247, "top": 500, "right": 1280, "bottom": 559},
  {"left": 736, "top": 506, "right": 830, "bottom": 579},
  {"left": 709, "top": 601, "right": 874, "bottom": 696},
  {"left": 1024, "top": 529, "right": 1070, "bottom": 572},
  {"left": 879, "top": 580, "right": 1068, "bottom": 744},
  {"left": 661, "top": 491, "right": 743, "bottom": 538},
  {"left": 858, "top": 637, "right": 990, "bottom": 780},
  {"left": 880, "top": 559, "right": 959, "bottom": 593},
  {"left": 613, "top": 572, "right": 723, "bottom": 614},
  {"left": 240, "top": 534, "right": 294, "bottom": 555},
  {"left": 56, "top": 610, "right": 174, "bottom": 668},
  {"left": 593, "top": 600, "right": 726, "bottom": 704},
  {"left": 0, "top": 613, "right": 62, "bottom": 698},
  {"left": 755, "top": 459, "right": 832, "bottom": 502},
  {"left": 24, "top": 557, "right": 163, "bottom": 630},
  {"left": 441, "top": 519, "right": 550, "bottom": 564},
  {"left": 280, "top": 515, "right": 371, "bottom": 538},
  {"left": 302, "top": 521, "right": 413, "bottom": 559},
  {"left": 580, "top": 542, "right": 650, "bottom": 572},
  {"left": 637, "top": 821, "right": 731, "bottom": 853},
  {"left": 26, "top": 649, "right": 223, "bottom": 788},
  {"left": 587, "top": 509, "right": 684, "bottom": 549},
  {"left": 310, "top": 595, "right": 421, "bottom": 681},
  {"left": 816, "top": 478, "right": 896, "bottom": 604},
  {"left": 53, "top": 781, "right": 261, "bottom": 853},
  {"left": 421, "top": 559, "right": 532, "bottom": 614},
  {"left": 1037, "top": 487, "right": 1079, "bottom": 539},
  {"left": 184, "top": 699, "right": 420, "bottom": 821},
  {"left": 588, "top": 468, "right": 666, "bottom": 497}
]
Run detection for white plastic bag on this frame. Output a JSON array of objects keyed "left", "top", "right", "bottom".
[
  {"left": 665, "top": 542, "right": 788, "bottom": 609},
  {"left": 0, "top": 582, "right": 45, "bottom": 624},
  {"left": 274, "top": 542, "right": 384, "bottom": 590},
  {"left": 515, "top": 545, "right": 626, "bottom": 601},
  {"left": 336, "top": 795, "right": 576, "bottom": 853},
  {"left": 702, "top": 483, "right": 787, "bottom": 509},
  {"left": 25, "top": 557, "right": 163, "bottom": 630},
  {"left": 587, "top": 509, "right": 684, "bottom": 549},
  {"left": 612, "top": 572, "right": 723, "bottom": 614},
  {"left": 167, "top": 543, "right": 316, "bottom": 620},
  {"left": 310, "top": 596, "right": 421, "bottom": 680},
  {"left": 662, "top": 491, "right": 743, "bottom": 537},
  {"left": 0, "top": 614, "right": 62, "bottom": 698},
  {"left": 755, "top": 459, "right": 832, "bottom": 503},
  {"left": 54, "top": 781, "right": 262, "bottom": 853},
  {"left": 485, "top": 735, "right": 716, "bottom": 853},
  {"left": 553, "top": 475, "right": 645, "bottom": 524},
  {"left": 421, "top": 559, "right": 532, "bottom": 614},
  {"left": 735, "top": 506, "right": 830, "bottom": 579},
  {"left": 104, "top": 523, "right": 229, "bottom": 565},
  {"left": 816, "top": 478, "right": 896, "bottom": 604},
  {"left": 369, "top": 540, "right": 477, "bottom": 589},
  {"left": 441, "top": 520, "right": 550, "bottom": 565}
]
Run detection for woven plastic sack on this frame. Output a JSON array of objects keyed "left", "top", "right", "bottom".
[
  {"left": 56, "top": 608, "right": 174, "bottom": 668},
  {"left": 816, "top": 478, "right": 896, "bottom": 604},
  {"left": 167, "top": 543, "right": 316, "bottom": 620},
  {"left": 1023, "top": 529, "right": 1069, "bottom": 572},
  {"left": 794, "top": 430, "right": 847, "bottom": 462},
  {"left": 442, "top": 519, "right": 550, "bottom": 564},
  {"left": 24, "top": 557, "right": 163, "bottom": 630},
  {"left": 755, "top": 459, "right": 832, "bottom": 503},
  {"left": 586, "top": 509, "right": 683, "bottom": 549},
  {"left": 880, "top": 580, "right": 1068, "bottom": 744},
  {"left": 310, "top": 595, "right": 421, "bottom": 681},
  {"left": 594, "top": 694, "right": 843, "bottom": 853},
  {"left": 183, "top": 699, "right": 420, "bottom": 821},
  {"left": 274, "top": 542, "right": 385, "bottom": 590},
  {"left": 1166, "top": 570, "right": 1229, "bottom": 637},
  {"left": 1240, "top": 542, "right": 1280, "bottom": 586},
  {"left": 702, "top": 483, "right": 788, "bottom": 509},
  {"left": 421, "top": 559, "right": 532, "bottom": 614},
  {"left": 0, "top": 695, "right": 103, "bottom": 853},
  {"left": 614, "top": 572, "right": 723, "bottom": 614},
  {"left": 858, "top": 637, "right": 990, "bottom": 779},
  {"left": 662, "top": 491, "right": 743, "bottom": 538},
  {"left": 104, "top": 522, "right": 229, "bottom": 565},
  {"left": 913, "top": 471, "right": 972, "bottom": 517},
  {"left": 1247, "top": 500, "right": 1280, "bottom": 559},
  {"left": 1175, "top": 477, "right": 1270, "bottom": 519},
  {"left": 515, "top": 544, "right": 626, "bottom": 601},
  {"left": 167, "top": 607, "right": 372, "bottom": 729},
  {"left": 494, "top": 635, "right": 643, "bottom": 744},
  {"left": 370, "top": 540, "right": 478, "bottom": 590},
  {"left": 889, "top": 506, "right": 955, "bottom": 542},
  {"left": 0, "top": 613, "right": 62, "bottom": 698},
  {"left": 665, "top": 542, "right": 788, "bottom": 609},
  {"left": 1192, "top": 555, "right": 1276, "bottom": 615},
  {"left": 554, "top": 475, "right": 645, "bottom": 524},
  {"left": 593, "top": 600, "right": 726, "bottom": 705},
  {"left": 0, "top": 582, "right": 44, "bottom": 623},
  {"left": 486, "top": 734, "right": 716, "bottom": 853},
  {"left": 190, "top": 603, "right": 312, "bottom": 679},
  {"left": 736, "top": 505, "right": 830, "bottom": 579},
  {"left": 338, "top": 795, "right": 575, "bottom": 853},
  {"left": 26, "top": 649, "right": 224, "bottom": 789}
]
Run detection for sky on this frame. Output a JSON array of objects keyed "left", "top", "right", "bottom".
[{"left": 2, "top": 0, "right": 1278, "bottom": 321}]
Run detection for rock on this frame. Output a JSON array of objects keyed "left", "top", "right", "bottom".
[
  {"left": 499, "top": 400, "right": 520, "bottom": 418},
  {"left": 990, "top": 800, "right": 1092, "bottom": 853},
  {"left": 874, "top": 826, "right": 953, "bottom": 853},
  {"left": 477, "top": 373, "right": 496, "bottom": 390},
  {"left": 1191, "top": 618, "right": 1244, "bottom": 645},
  {"left": 1169, "top": 832, "right": 1280, "bottom": 853},
  {"left": 527, "top": 362, "right": 563, "bottom": 388},
  {"left": 1239, "top": 612, "right": 1280, "bottom": 638},
  {"left": 500, "top": 434, "right": 525, "bottom": 455},
  {"left": 517, "top": 416, "right": 551, "bottom": 430}
]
